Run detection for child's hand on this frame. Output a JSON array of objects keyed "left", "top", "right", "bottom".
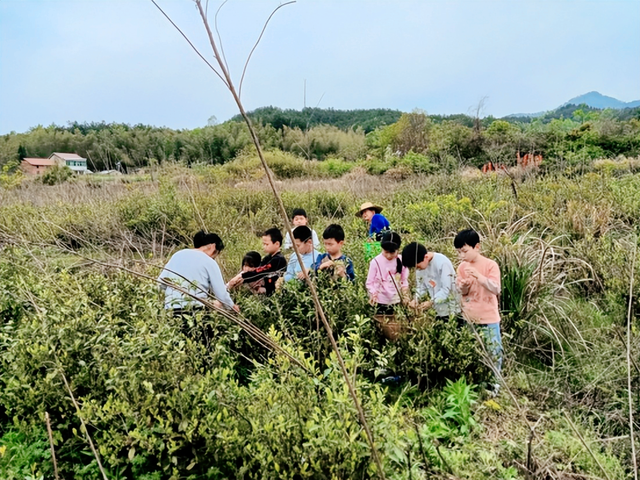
[
  {"left": 460, "top": 277, "right": 474, "bottom": 287},
  {"left": 465, "top": 267, "right": 480, "bottom": 279},
  {"left": 228, "top": 274, "right": 243, "bottom": 288},
  {"left": 420, "top": 300, "right": 433, "bottom": 310},
  {"left": 318, "top": 259, "right": 334, "bottom": 270},
  {"left": 296, "top": 270, "right": 307, "bottom": 280},
  {"left": 369, "top": 294, "right": 378, "bottom": 306}
]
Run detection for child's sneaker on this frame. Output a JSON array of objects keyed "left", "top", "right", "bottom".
[
  {"left": 487, "top": 383, "right": 501, "bottom": 398},
  {"left": 381, "top": 375, "right": 402, "bottom": 385}
]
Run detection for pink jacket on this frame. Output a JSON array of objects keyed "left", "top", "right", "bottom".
[
  {"left": 456, "top": 255, "right": 501, "bottom": 324},
  {"left": 366, "top": 253, "right": 409, "bottom": 305}
]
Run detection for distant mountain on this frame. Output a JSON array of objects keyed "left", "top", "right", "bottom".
[
  {"left": 505, "top": 91, "right": 640, "bottom": 120},
  {"left": 505, "top": 111, "right": 545, "bottom": 119},
  {"left": 563, "top": 91, "right": 640, "bottom": 109}
]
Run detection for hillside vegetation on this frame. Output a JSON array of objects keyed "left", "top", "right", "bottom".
[
  {"left": 2, "top": 106, "right": 639, "bottom": 173},
  {"left": 1, "top": 156, "right": 640, "bottom": 478}
]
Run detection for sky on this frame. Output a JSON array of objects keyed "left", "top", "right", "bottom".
[{"left": 1, "top": 0, "right": 639, "bottom": 134}]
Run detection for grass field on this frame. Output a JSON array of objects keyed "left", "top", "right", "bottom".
[{"left": 0, "top": 161, "right": 639, "bottom": 479}]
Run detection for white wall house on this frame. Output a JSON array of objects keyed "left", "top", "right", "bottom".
[{"left": 49, "top": 153, "right": 90, "bottom": 173}]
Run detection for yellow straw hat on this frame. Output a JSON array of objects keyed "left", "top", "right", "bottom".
[{"left": 356, "top": 202, "right": 383, "bottom": 218}]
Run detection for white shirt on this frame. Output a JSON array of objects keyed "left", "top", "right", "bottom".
[
  {"left": 416, "top": 252, "right": 461, "bottom": 318},
  {"left": 158, "top": 249, "right": 234, "bottom": 310}
]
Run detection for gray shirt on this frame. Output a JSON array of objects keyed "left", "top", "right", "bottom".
[
  {"left": 416, "top": 252, "right": 461, "bottom": 318},
  {"left": 158, "top": 249, "right": 234, "bottom": 310}
]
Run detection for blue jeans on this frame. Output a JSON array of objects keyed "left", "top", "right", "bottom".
[{"left": 476, "top": 322, "right": 503, "bottom": 375}]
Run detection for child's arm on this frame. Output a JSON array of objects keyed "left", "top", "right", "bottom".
[
  {"left": 365, "top": 261, "right": 379, "bottom": 303},
  {"left": 400, "top": 266, "right": 410, "bottom": 301},
  {"left": 345, "top": 258, "right": 355, "bottom": 281},
  {"left": 457, "top": 264, "right": 472, "bottom": 296},
  {"left": 433, "top": 262, "right": 456, "bottom": 304},
  {"left": 284, "top": 256, "right": 297, "bottom": 282},
  {"left": 465, "top": 264, "right": 500, "bottom": 295}
]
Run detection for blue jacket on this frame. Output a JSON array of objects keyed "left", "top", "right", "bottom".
[
  {"left": 369, "top": 213, "right": 391, "bottom": 240},
  {"left": 313, "top": 253, "right": 355, "bottom": 281}
]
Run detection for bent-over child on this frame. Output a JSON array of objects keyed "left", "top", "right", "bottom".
[
  {"left": 401, "top": 242, "right": 461, "bottom": 320},
  {"left": 366, "top": 231, "right": 409, "bottom": 315},
  {"left": 284, "top": 225, "right": 321, "bottom": 282},
  {"left": 228, "top": 251, "right": 264, "bottom": 294},
  {"left": 227, "top": 228, "right": 286, "bottom": 295},
  {"left": 313, "top": 224, "right": 355, "bottom": 281}
]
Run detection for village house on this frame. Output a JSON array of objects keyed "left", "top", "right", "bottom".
[
  {"left": 21, "top": 157, "right": 57, "bottom": 175},
  {"left": 20, "top": 152, "right": 90, "bottom": 175},
  {"left": 48, "top": 152, "right": 89, "bottom": 173}
]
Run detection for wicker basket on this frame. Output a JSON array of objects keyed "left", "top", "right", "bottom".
[{"left": 373, "top": 314, "right": 403, "bottom": 341}]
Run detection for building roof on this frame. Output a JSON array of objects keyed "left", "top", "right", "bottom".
[
  {"left": 49, "top": 152, "right": 86, "bottom": 161},
  {"left": 22, "top": 158, "right": 57, "bottom": 166}
]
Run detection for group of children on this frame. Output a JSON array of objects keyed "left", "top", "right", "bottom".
[
  {"left": 224, "top": 208, "right": 356, "bottom": 293},
  {"left": 159, "top": 202, "right": 503, "bottom": 390}
]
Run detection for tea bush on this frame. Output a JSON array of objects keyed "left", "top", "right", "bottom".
[{"left": 1, "top": 166, "right": 639, "bottom": 478}]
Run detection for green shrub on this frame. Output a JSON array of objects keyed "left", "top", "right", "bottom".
[
  {"left": 118, "top": 182, "right": 194, "bottom": 244},
  {"left": 397, "top": 151, "right": 438, "bottom": 175},
  {"left": 318, "top": 157, "right": 355, "bottom": 177},
  {"left": 41, "top": 165, "right": 72, "bottom": 185},
  {"left": 0, "top": 428, "right": 52, "bottom": 480}
]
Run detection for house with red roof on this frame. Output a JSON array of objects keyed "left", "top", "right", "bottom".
[{"left": 21, "top": 157, "right": 57, "bottom": 175}]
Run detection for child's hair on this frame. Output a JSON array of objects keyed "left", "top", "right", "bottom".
[
  {"left": 454, "top": 229, "right": 480, "bottom": 249},
  {"left": 323, "top": 224, "right": 345, "bottom": 242},
  {"left": 401, "top": 242, "right": 428, "bottom": 268},
  {"left": 242, "top": 251, "right": 261, "bottom": 269},
  {"left": 292, "top": 225, "right": 312, "bottom": 242},
  {"left": 380, "top": 231, "right": 401, "bottom": 253},
  {"left": 263, "top": 228, "right": 283, "bottom": 246},
  {"left": 193, "top": 230, "right": 224, "bottom": 251},
  {"left": 291, "top": 208, "right": 307, "bottom": 219}
]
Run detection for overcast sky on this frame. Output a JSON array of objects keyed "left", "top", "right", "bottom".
[{"left": 1, "top": 0, "right": 639, "bottom": 134}]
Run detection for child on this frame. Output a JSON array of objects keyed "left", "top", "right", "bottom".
[
  {"left": 227, "top": 251, "right": 264, "bottom": 294},
  {"left": 357, "top": 202, "right": 391, "bottom": 241},
  {"left": 283, "top": 208, "right": 321, "bottom": 250},
  {"left": 313, "top": 224, "right": 355, "bottom": 281},
  {"left": 454, "top": 229, "right": 503, "bottom": 392},
  {"left": 366, "top": 231, "right": 409, "bottom": 315},
  {"left": 227, "top": 228, "right": 286, "bottom": 295},
  {"left": 401, "top": 242, "right": 460, "bottom": 319},
  {"left": 284, "top": 225, "right": 321, "bottom": 282}
]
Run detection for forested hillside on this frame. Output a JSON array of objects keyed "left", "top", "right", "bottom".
[{"left": 2, "top": 106, "right": 639, "bottom": 173}]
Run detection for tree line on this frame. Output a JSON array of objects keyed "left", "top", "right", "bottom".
[{"left": 1, "top": 105, "right": 639, "bottom": 173}]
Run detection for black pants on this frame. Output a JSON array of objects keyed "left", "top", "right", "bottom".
[{"left": 375, "top": 303, "right": 398, "bottom": 315}]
